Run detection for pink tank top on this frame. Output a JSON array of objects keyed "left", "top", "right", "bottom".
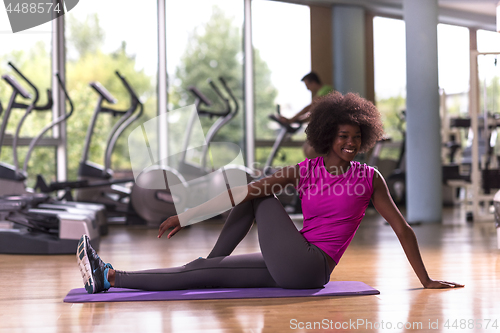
[{"left": 296, "top": 157, "right": 375, "bottom": 263}]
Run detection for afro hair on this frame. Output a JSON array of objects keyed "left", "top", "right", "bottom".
[{"left": 305, "top": 91, "right": 384, "bottom": 155}]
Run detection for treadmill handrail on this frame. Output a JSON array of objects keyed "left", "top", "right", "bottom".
[
  {"left": 218, "top": 76, "right": 239, "bottom": 117},
  {"left": 197, "top": 77, "right": 238, "bottom": 169},
  {"left": 206, "top": 78, "right": 231, "bottom": 117},
  {"left": 268, "top": 114, "right": 302, "bottom": 134},
  {"left": 1, "top": 74, "right": 32, "bottom": 99},
  {"left": 187, "top": 86, "right": 212, "bottom": 107},
  {"left": 11, "top": 89, "right": 53, "bottom": 111},
  {"left": 89, "top": 81, "right": 117, "bottom": 104},
  {"left": 8, "top": 62, "right": 40, "bottom": 178},
  {"left": 263, "top": 114, "right": 302, "bottom": 171},
  {"left": 116, "top": 71, "right": 140, "bottom": 101},
  {"left": 103, "top": 71, "right": 142, "bottom": 173},
  {"left": 188, "top": 78, "right": 234, "bottom": 118},
  {"left": 82, "top": 76, "right": 134, "bottom": 166},
  {"left": 8, "top": 62, "right": 39, "bottom": 104},
  {"left": 0, "top": 76, "right": 30, "bottom": 158},
  {"left": 23, "top": 73, "right": 74, "bottom": 174},
  {"left": 90, "top": 80, "right": 132, "bottom": 117}
]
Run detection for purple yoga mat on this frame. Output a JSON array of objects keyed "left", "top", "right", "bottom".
[{"left": 64, "top": 281, "right": 379, "bottom": 303}]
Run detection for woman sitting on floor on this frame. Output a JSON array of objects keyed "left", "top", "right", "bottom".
[{"left": 77, "top": 91, "right": 463, "bottom": 293}]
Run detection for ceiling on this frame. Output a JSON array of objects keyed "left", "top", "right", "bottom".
[{"left": 273, "top": 0, "right": 498, "bottom": 31}]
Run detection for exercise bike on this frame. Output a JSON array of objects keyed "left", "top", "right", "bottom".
[
  {"left": 261, "top": 108, "right": 303, "bottom": 213},
  {"left": 2, "top": 63, "right": 107, "bottom": 232},
  {"left": 37, "top": 72, "right": 220, "bottom": 227},
  {"left": 36, "top": 71, "right": 144, "bottom": 225},
  {"left": 0, "top": 65, "right": 100, "bottom": 254},
  {"left": 0, "top": 64, "right": 53, "bottom": 194},
  {"left": 129, "top": 77, "right": 253, "bottom": 226},
  {"left": 74, "top": 72, "right": 144, "bottom": 222}
]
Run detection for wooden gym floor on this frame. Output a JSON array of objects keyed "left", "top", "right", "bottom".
[{"left": 1, "top": 206, "right": 499, "bottom": 333}]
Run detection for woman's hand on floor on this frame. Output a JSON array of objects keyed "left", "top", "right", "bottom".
[
  {"left": 424, "top": 279, "right": 464, "bottom": 289},
  {"left": 158, "top": 215, "right": 183, "bottom": 239}
]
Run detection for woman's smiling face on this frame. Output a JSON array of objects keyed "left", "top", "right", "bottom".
[{"left": 330, "top": 124, "right": 362, "bottom": 162}]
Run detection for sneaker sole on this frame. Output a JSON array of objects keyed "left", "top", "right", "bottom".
[{"left": 77, "top": 235, "right": 95, "bottom": 294}]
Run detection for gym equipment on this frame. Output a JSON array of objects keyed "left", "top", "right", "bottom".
[
  {"left": 0, "top": 64, "right": 106, "bottom": 227},
  {"left": 130, "top": 77, "right": 253, "bottom": 226},
  {"left": 467, "top": 51, "right": 500, "bottom": 221},
  {"left": 493, "top": 190, "right": 500, "bottom": 249},
  {"left": 0, "top": 194, "right": 99, "bottom": 254},
  {"left": 0, "top": 192, "right": 100, "bottom": 254},
  {"left": 442, "top": 52, "right": 500, "bottom": 221},
  {"left": 385, "top": 108, "right": 476, "bottom": 207},
  {"left": 0, "top": 64, "right": 53, "bottom": 194},
  {"left": 0, "top": 65, "right": 100, "bottom": 254},
  {"left": 385, "top": 110, "right": 407, "bottom": 206},
  {"left": 36, "top": 71, "right": 144, "bottom": 225},
  {"left": 391, "top": 53, "right": 500, "bottom": 221},
  {"left": 21, "top": 71, "right": 109, "bottom": 234},
  {"left": 64, "top": 281, "right": 379, "bottom": 303},
  {"left": 37, "top": 75, "right": 247, "bottom": 227},
  {"left": 263, "top": 108, "right": 302, "bottom": 176},
  {"left": 261, "top": 109, "right": 302, "bottom": 213},
  {"left": 75, "top": 72, "right": 142, "bottom": 219}
]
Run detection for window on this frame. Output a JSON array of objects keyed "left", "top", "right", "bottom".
[
  {"left": 64, "top": 0, "right": 157, "bottom": 180},
  {"left": 252, "top": 0, "right": 310, "bottom": 169},
  {"left": 166, "top": 0, "right": 244, "bottom": 170},
  {"left": 373, "top": 16, "right": 406, "bottom": 144},
  {"left": 438, "top": 23, "right": 469, "bottom": 116},
  {"left": 0, "top": 10, "right": 54, "bottom": 188}
]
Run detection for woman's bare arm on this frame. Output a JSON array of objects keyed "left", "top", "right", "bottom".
[
  {"left": 370, "top": 169, "right": 464, "bottom": 289},
  {"left": 158, "top": 165, "right": 301, "bottom": 239}
]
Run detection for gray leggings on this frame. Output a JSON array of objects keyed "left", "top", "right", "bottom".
[{"left": 115, "top": 196, "right": 334, "bottom": 290}]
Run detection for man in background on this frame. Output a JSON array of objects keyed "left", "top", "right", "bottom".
[{"left": 279, "top": 72, "right": 333, "bottom": 158}]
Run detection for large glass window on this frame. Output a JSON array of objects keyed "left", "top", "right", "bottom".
[
  {"left": 373, "top": 18, "right": 471, "bottom": 167},
  {"left": 438, "top": 24, "right": 469, "bottom": 95},
  {"left": 477, "top": 30, "right": 500, "bottom": 116},
  {"left": 165, "top": 0, "right": 244, "bottom": 170},
  {"left": 373, "top": 16, "right": 406, "bottom": 142},
  {"left": 477, "top": 29, "right": 500, "bottom": 53},
  {"left": 438, "top": 23, "right": 469, "bottom": 117},
  {"left": 436, "top": 24, "right": 470, "bottom": 167},
  {"left": 252, "top": 0, "right": 310, "bottom": 169},
  {"left": 65, "top": 1, "right": 157, "bottom": 180},
  {"left": 372, "top": 16, "right": 406, "bottom": 171},
  {"left": 0, "top": 10, "right": 54, "bottom": 188}
]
